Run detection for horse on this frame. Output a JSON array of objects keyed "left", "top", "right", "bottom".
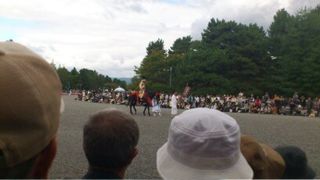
[
  {"left": 129, "top": 90, "right": 159, "bottom": 116},
  {"left": 140, "top": 90, "right": 158, "bottom": 116},
  {"left": 128, "top": 91, "right": 138, "bottom": 115}
]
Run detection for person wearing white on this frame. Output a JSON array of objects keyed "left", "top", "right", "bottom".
[
  {"left": 171, "top": 92, "right": 178, "bottom": 116},
  {"left": 157, "top": 108, "right": 253, "bottom": 180},
  {"left": 152, "top": 96, "right": 161, "bottom": 116}
]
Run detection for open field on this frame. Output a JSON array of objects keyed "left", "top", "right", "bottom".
[{"left": 49, "top": 96, "right": 320, "bottom": 178}]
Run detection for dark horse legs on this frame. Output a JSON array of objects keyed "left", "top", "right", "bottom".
[
  {"left": 143, "top": 105, "right": 150, "bottom": 116},
  {"left": 130, "top": 104, "right": 137, "bottom": 115}
]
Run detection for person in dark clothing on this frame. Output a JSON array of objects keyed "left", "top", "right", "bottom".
[
  {"left": 306, "top": 97, "right": 313, "bottom": 116},
  {"left": 275, "top": 146, "right": 316, "bottom": 179},
  {"left": 142, "top": 91, "right": 153, "bottom": 116},
  {"left": 128, "top": 90, "right": 138, "bottom": 115},
  {"left": 289, "top": 98, "right": 296, "bottom": 115},
  {"left": 83, "top": 109, "right": 140, "bottom": 179}
]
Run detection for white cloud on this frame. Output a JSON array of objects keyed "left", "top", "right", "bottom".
[{"left": 0, "top": 0, "right": 319, "bottom": 77}]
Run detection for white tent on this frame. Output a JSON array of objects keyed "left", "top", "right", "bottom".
[{"left": 114, "top": 86, "right": 125, "bottom": 92}]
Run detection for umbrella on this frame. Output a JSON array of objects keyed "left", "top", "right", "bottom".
[{"left": 114, "top": 86, "right": 125, "bottom": 92}]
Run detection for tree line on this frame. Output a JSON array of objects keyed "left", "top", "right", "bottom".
[
  {"left": 133, "top": 6, "right": 320, "bottom": 97},
  {"left": 53, "top": 65, "right": 127, "bottom": 91}
]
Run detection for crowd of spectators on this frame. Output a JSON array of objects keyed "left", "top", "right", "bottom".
[
  {"left": 1, "top": 42, "right": 316, "bottom": 179},
  {"left": 74, "top": 89, "right": 128, "bottom": 104},
  {"left": 74, "top": 89, "right": 320, "bottom": 117}
]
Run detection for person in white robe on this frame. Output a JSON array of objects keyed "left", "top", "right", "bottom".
[{"left": 171, "top": 92, "right": 178, "bottom": 116}]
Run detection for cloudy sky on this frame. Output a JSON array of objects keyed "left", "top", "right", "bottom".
[{"left": 0, "top": 0, "right": 319, "bottom": 77}]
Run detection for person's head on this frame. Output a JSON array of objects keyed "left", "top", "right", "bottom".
[
  {"left": 157, "top": 108, "right": 253, "bottom": 180},
  {"left": 240, "top": 135, "right": 285, "bottom": 179},
  {"left": 83, "top": 109, "right": 139, "bottom": 174},
  {"left": 0, "top": 42, "right": 62, "bottom": 178},
  {"left": 275, "top": 146, "right": 316, "bottom": 179}
]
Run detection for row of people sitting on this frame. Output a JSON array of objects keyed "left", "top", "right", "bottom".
[{"left": 0, "top": 42, "right": 316, "bottom": 179}]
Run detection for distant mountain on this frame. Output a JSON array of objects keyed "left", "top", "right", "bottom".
[{"left": 113, "top": 77, "right": 132, "bottom": 84}]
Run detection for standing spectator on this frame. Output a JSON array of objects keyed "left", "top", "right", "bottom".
[
  {"left": 316, "top": 97, "right": 320, "bottom": 117},
  {"left": 306, "top": 97, "right": 313, "bottom": 116},
  {"left": 0, "top": 42, "right": 62, "bottom": 178},
  {"left": 82, "top": 90, "right": 86, "bottom": 101},
  {"left": 289, "top": 98, "right": 296, "bottom": 115},
  {"left": 152, "top": 95, "right": 161, "bottom": 116},
  {"left": 195, "top": 96, "right": 200, "bottom": 107},
  {"left": 293, "top": 92, "right": 299, "bottom": 102},
  {"left": 254, "top": 96, "right": 262, "bottom": 113},
  {"left": 83, "top": 109, "right": 139, "bottom": 179},
  {"left": 171, "top": 91, "right": 178, "bottom": 116},
  {"left": 274, "top": 94, "right": 281, "bottom": 114},
  {"left": 300, "top": 96, "right": 306, "bottom": 109}
]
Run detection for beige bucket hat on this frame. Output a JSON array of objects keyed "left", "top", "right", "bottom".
[{"left": 0, "top": 42, "right": 62, "bottom": 167}]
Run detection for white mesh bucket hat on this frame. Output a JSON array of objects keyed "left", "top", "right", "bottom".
[{"left": 157, "top": 108, "right": 253, "bottom": 180}]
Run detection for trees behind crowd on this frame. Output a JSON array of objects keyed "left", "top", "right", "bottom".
[
  {"left": 54, "top": 65, "right": 127, "bottom": 91},
  {"left": 134, "top": 6, "right": 320, "bottom": 97}
]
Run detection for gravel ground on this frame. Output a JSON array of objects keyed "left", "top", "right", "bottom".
[{"left": 49, "top": 96, "right": 320, "bottom": 179}]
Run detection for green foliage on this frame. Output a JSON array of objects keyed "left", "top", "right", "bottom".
[
  {"left": 169, "top": 36, "right": 192, "bottom": 54},
  {"left": 134, "top": 5, "right": 320, "bottom": 96},
  {"left": 128, "top": 75, "right": 140, "bottom": 90},
  {"left": 268, "top": 6, "right": 320, "bottom": 96},
  {"left": 55, "top": 67, "right": 126, "bottom": 90},
  {"left": 146, "top": 38, "right": 165, "bottom": 56},
  {"left": 56, "top": 67, "right": 70, "bottom": 90},
  {"left": 70, "top": 67, "right": 79, "bottom": 89}
]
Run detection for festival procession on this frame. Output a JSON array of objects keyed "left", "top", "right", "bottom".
[
  {"left": 1, "top": 0, "right": 320, "bottom": 179},
  {"left": 74, "top": 80, "right": 320, "bottom": 118}
]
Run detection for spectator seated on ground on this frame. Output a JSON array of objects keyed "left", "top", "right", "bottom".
[
  {"left": 83, "top": 109, "right": 139, "bottom": 179},
  {"left": 241, "top": 135, "right": 316, "bottom": 179},
  {"left": 275, "top": 146, "right": 316, "bottom": 179},
  {"left": 0, "top": 42, "right": 62, "bottom": 178},
  {"left": 157, "top": 108, "right": 253, "bottom": 180}
]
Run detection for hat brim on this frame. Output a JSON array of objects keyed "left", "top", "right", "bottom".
[{"left": 157, "top": 143, "right": 253, "bottom": 180}]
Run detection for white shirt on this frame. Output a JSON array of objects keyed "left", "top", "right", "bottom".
[{"left": 171, "top": 94, "right": 177, "bottom": 107}]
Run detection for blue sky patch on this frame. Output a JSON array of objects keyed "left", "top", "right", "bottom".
[
  {"left": 0, "top": 16, "right": 36, "bottom": 27},
  {"left": 0, "top": 16, "right": 40, "bottom": 41},
  {"left": 162, "top": 0, "right": 186, "bottom": 4}
]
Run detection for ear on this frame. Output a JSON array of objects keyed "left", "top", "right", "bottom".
[
  {"left": 28, "top": 138, "right": 57, "bottom": 179},
  {"left": 127, "top": 147, "right": 138, "bottom": 165},
  {"left": 132, "top": 148, "right": 138, "bottom": 158}
]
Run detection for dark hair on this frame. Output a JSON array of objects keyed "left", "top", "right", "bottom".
[
  {"left": 275, "top": 146, "right": 316, "bottom": 179},
  {"left": 83, "top": 109, "right": 139, "bottom": 169}
]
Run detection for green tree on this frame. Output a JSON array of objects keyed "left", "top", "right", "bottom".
[
  {"left": 169, "top": 36, "right": 192, "bottom": 54},
  {"left": 135, "top": 39, "right": 169, "bottom": 91},
  {"left": 268, "top": 6, "right": 320, "bottom": 96},
  {"left": 70, "top": 67, "right": 79, "bottom": 89},
  {"left": 146, "top": 38, "right": 165, "bottom": 56},
  {"left": 133, "top": 6, "right": 320, "bottom": 96},
  {"left": 56, "top": 66, "right": 70, "bottom": 90}
]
